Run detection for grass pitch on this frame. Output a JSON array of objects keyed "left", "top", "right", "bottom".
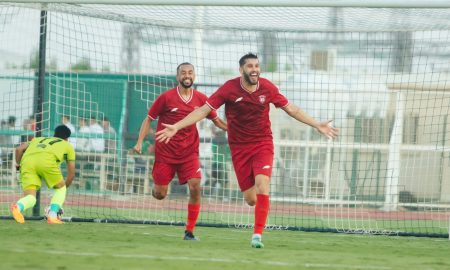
[{"left": 0, "top": 220, "right": 449, "bottom": 270}]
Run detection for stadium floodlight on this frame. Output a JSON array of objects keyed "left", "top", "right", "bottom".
[{"left": 1, "top": 1, "right": 450, "bottom": 238}]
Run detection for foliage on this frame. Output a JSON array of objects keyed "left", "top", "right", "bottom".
[
  {"left": 27, "top": 48, "right": 58, "bottom": 70},
  {"left": 71, "top": 57, "right": 92, "bottom": 71}
]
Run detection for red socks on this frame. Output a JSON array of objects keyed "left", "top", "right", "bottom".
[
  {"left": 186, "top": 203, "right": 201, "bottom": 232},
  {"left": 254, "top": 194, "right": 270, "bottom": 234},
  {"left": 186, "top": 196, "right": 269, "bottom": 234}
]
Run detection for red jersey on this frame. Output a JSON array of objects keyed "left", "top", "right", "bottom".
[
  {"left": 206, "top": 77, "right": 288, "bottom": 145},
  {"left": 149, "top": 86, "right": 218, "bottom": 164}
]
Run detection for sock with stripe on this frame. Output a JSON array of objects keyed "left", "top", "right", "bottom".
[
  {"left": 16, "top": 194, "right": 37, "bottom": 212},
  {"left": 49, "top": 185, "right": 66, "bottom": 218}
]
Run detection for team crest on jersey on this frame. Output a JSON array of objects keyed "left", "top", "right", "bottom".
[{"left": 258, "top": 95, "right": 266, "bottom": 104}]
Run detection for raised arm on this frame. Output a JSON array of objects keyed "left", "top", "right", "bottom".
[
  {"left": 282, "top": 103, "right": 339, "bottom": 140},
  {"left": 134, "top": 117, "right": 153, "bottom": 154},
  {"left": 15, "top": 142, "right": 29, "bottom": 170},
  {"left": 211, "top": 117, "right": 227, "bottom": 131},
  {"left": 156, "top": 104, "right": 212, "bottom": 143}
]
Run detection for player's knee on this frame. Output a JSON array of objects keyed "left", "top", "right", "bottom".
[
  {"left": 245, "top": 198, "right": 256, "bottom": 206},
  {"left": 152, "top": 190, "right": 167, "bottom": 200},
  {"left": 189, "top": 185, "right": 201, "bottom": 196},
  {"left": 190, "top": 192, "right": 201, "bottom": 203},
  {"left": 53, "top": 181, "right": 66, "bottom": 189},
  {"left": 255, "top": 179, "right": 270, "bottom": 194}
]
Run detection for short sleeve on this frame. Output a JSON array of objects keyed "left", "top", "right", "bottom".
[
  {"left": 206, "top": 109, "right": 218, "bottom": 120},
  {"left": 206, "top": 84, "right": 228, "bottom": 110},
  {"left": 270, "top": 83, "right": 289, "bottom": 108},
  {"left": 197, "top": 91, "right": 218, "bottom": 120},
  {"left": 67, "top": 144, "right": 76, "bottom": 161},
  {"left": 148, "top": 94, "right": 165, "bottom": 120}
]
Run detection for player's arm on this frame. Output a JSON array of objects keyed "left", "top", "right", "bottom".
[
  {"left": 15, "top": 142, "right": 29, "bottom": 170},
  {"left": 156, "top": 104, "right": 212, "bottom": 143},
  {"left": 282, "top": 103, "right": 339, "bottom": 140},
  {"left": 211, "top": 117, "right": 227, "bottom": 131},
  {"left": 134, "top": 117, "right": 153, "bottom": 154},
  {"left": 65, "top": 161, "right": 75, "bottom": 187}
]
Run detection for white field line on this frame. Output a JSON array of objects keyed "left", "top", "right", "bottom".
[{"left": 7, "top": 248, "right": 392, "bottom": 269}]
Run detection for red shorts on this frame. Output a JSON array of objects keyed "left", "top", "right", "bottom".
[
  {"left": 152, "top": 159, "right": 202, "bottom": 186},
  {"left": 230, "top": 142, "right": 274, "bottom": 192}
]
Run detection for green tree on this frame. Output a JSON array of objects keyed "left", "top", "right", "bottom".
[
  {"left": 26, "top": 48, "right": 57, "bottom": 70},
  {"left": 71, "top": 57, "right": 92, "bottom": 71}
]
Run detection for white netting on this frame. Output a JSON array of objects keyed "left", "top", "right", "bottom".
[{"left": 1, "top": 3, "right": 450, "bottom": 237}]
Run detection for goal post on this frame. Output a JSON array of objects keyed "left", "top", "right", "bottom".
[
  {"left": 5, "top": 0, "right": 450, "bottom": 8},
  {"left": 1, "top": 1, "right": 450, "bottom": 238}
]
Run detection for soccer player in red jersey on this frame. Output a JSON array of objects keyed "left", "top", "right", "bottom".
[
  {"left": 155, "top": 53, "right": 339, "bottom": 248},
  {"left": 134, "top": 62, "right": 227, "bottom": 240}
]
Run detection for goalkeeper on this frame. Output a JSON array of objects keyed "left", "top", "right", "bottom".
[{"left": 11, "top": 125, "right": 76, "bottom": 224}]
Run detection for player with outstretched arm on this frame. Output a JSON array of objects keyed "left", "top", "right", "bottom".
[
  {"left": 156, "top": 53, "right": 338, "bottom": 248},
  {"left": 134, "top": 62, "right": 227, "bottom": 240}
]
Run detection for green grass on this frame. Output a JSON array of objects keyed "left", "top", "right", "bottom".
[
  {"left": 43, "top": 206, "right": 450, "bottom": 235},
  {"left": 0, "top": 220, "right": 449, "bottom": 270},
  {"left": 1, "top": 201, "right": 448, "bottom": 236}
]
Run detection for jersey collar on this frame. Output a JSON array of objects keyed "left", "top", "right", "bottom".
[
  {"left": 177, "top": 86, "right": 193, "bottom": 104},
  {"left": 240, "top": 77, "right": 259, "bottom": 94}
]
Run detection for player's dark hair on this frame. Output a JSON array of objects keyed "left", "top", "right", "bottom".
[
  {"left": 54, "top": 125, "right": 71, "bottom": 139},
  {"left": 176, "top": 62, "right": 194, "bottom": 74},
  {"left": 239, "top": 53, "right": 258, "bottom": 67}
]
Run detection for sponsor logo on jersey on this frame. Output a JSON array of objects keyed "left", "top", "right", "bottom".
[
  {"left": 235, "top": 97, "right": 243, "bottom": 103},
  {"left": 262, "top": 165, "right": 271, "bottom": 169},
  {"left": 171, "top": 108, "right": 178, "bottom": 112}
]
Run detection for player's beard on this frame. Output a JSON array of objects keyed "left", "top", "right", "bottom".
[
  {"left": 179, "top": 78, "right": 193, "bottom": 89},
  {"left": 243, "top": 71, "right": 259, "bottom": 85}
]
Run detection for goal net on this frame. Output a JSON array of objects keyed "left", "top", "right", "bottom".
[{"left": 1, "top": 1, "right": 450, "bottom": 237}]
